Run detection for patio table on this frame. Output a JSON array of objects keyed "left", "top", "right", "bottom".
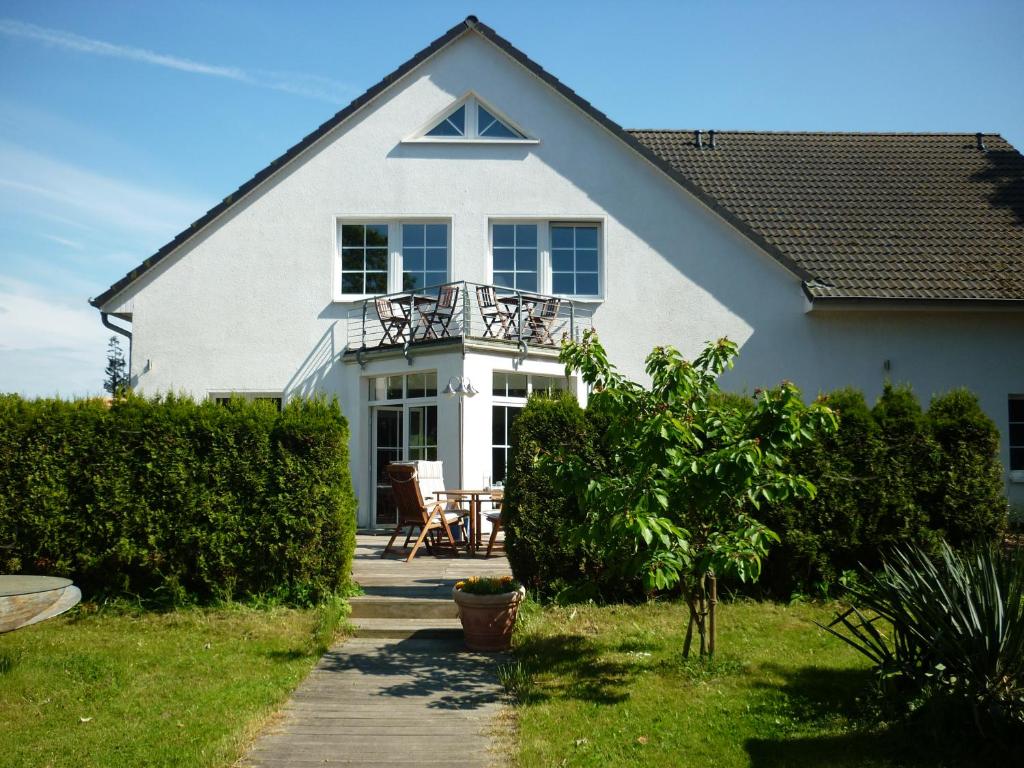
[
  {"left": 0, "top": 575, "right": 81, "bottom": 634},
  {"left": 434, "top": 489, "right": 503, "bottom": 554},
  {"left": 497, "top": 294, "right": 544, "bottom": 339}
]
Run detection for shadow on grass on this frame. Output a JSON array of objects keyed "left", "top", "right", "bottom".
[
  {"left": 745, "top": 664, "right": 1022, "bottom": 768},
  {"left": 515, "top": 633, "right": 634, "bottom": 705}
]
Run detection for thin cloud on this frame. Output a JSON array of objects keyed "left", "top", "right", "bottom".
[
  {"left": 42, "top": 234, "right": 85, "bottom": 249},
  {"left": 0, "top": 18, "right": 352, "bottom": 103},
  {"left": 0, "top": 141, "right": 209, "bottom": 238}
]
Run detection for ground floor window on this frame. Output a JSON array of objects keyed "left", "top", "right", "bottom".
[
  {"left": 1010, "top": 395, "right": 1024, "bottom": 471},
  {"left": 491, "top": 371, "right": 571, "bottom": 483},
  {"left": 491, "top": 404, "right": 523, "bottom": 483}
]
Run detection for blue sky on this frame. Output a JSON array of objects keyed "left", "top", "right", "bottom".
[{"left": 1, "top": 0, "right": 1022, "bottom": 397}]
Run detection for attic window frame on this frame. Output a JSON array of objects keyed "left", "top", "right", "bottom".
[{"left": 405, "top": 92, "right": 538, "bottom": 145}]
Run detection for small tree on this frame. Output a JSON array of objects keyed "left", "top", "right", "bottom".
[
  {"left": 549, "top": 331, "right": 837, "bottom": 656},
  {"left": 103, "top": 336, "right": 128, "bottom": 396}
]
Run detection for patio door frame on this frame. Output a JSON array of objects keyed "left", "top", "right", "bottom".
[{"left": 371, "top": 405, "right": 404, "bottom": 530}]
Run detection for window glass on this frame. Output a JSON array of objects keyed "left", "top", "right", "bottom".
[
  {"left": 531, "top": 376, "right": 565, "bottom": 396},
  {"left": 492, "top": 224, "right": 538, "bottom": 292},
  {"left": 340, "top": 223, "right": 389, "bottom": 294},
  {"left": 386, "top": 376, "right": 404, "bottom": 400},
  {"left": 409, "top": 405, "right": 439, "bottom": 461},
  {"left": 425, "top": 104, "right": 465, "bottom": 137},
  {"left": 402, "top": 224, "right": 448, "bottom": 291},
  {"left": 407, "top": 372, "right": 438, "bottom": 399},
  {"left": 551, "top": 224, "right": 600, "bottom": 296},
  {"left": 1010, "top": 396, "right": 1024, "bottom": 471},
  {"left": 491, "top": 405, "right": 523, "bottom": 483},
  {"left": 477, "top": 105, "right": 523, "bottom": 139}
]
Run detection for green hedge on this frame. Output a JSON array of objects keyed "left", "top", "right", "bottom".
[
  {"left": 502, "top": 392, "right": 617, "bottom": 601},
  {"left": 504, "top": 384, "right": 1008, "bottom": 600},
  {"left": 758, "top": 384, "right": 1006, "bottom": 595},
  {"left": 0, "top": 394, "right": 356, "bottom": 605}
]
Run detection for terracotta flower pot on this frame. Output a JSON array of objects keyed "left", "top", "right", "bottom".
[{"left": 452, "top": 585, "right": 526, "bottom": 652}]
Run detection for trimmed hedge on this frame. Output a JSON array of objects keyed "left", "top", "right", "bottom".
[
  {"left": 502, "top": 392, "right": 614, "bottom": 601},
  {"left": 0, "top": 394, "right": 356, "bottom": 605},
  {"left": 504, "top": 384, "right": 1008, "bottom": 600}
]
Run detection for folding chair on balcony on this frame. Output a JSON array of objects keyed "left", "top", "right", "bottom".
[
  {"left": 421, "top": 283, "right": 460, "bottom": 339},
  {"left": 475, "top": 285, "right": 512, "bottom": 338},
  {"left": 527, "top": 297, "right": 562, "bottom": 345},
  {"left": 375, "top": 297, "right": 410, "bottom": 346},
  {"left": 383, "top": 463, "right": 465, "bottom": 562}
]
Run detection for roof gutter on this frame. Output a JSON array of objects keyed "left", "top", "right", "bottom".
[{"left": 803, "top": 287, "right": 1024, "bottom": 312}]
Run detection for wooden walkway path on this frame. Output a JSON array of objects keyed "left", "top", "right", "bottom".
[{"left": 242, "top": 534, "right": 513, "bottom": 767}]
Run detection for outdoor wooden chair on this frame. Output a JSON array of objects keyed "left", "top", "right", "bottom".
[
  {"left": 421, "top": 283, "right": 460, "bottom": 339},
  {"left": 375, "top": 297, "right": 410, "bottom": 346},
  {"left": 383, "top": 463, "right": 466, "bottom": 562},
  {"left": 475, "top": 285, "right": 512, "bottom": 338},
  {"left": 526, "top": 297, "right": 562, "bottom": 345}
]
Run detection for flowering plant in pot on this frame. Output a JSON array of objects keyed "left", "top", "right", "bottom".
[{"left": 452, "top": 575, "right": 525, "bottom": 652}]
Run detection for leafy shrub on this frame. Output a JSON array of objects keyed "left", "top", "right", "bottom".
[
  {"left": 821, "top": 541, "right": 1024, "bottom": 736},
  {"left": 503, "top": 392, "right": 609, "bottom": 600},
  {"left": 0, "top": 393, "right": 356, "bottom": 605}
]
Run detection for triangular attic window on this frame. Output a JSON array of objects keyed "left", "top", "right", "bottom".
[{"left": 417, "top": 94, "right": 531, "bottom": 141}]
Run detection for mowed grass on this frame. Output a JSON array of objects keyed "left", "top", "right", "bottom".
[
  {"left": 512, "top": 599, "right": 1004, "bottom": 768},
  {"left": 0, "top": 603, "right": 342, "bottom": 768}
]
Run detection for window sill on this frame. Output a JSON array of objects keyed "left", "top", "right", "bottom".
[
  {"left": 1010, "top": 470, "right": 1024, "bottom": 484},
  {"left": 400, "top": 138, "right": 540, "bottom": 145},
  {"left": 553, "top": 295, "right": 604, "bottom": 305}
]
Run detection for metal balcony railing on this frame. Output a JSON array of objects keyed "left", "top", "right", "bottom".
[{"left": 346, "top": 281, "right": 594, "bottom": 356}]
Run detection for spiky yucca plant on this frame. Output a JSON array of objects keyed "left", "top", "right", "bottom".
[{"left": 820, "top": 541, "right": 1024, "bottom": 733}]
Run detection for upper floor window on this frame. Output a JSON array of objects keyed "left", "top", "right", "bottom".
[
  {"left": 489, "top": 221, "right": 602, "bottom": 298},
  {"left": 414, "top": 93, "right": 532, "bottom": 142},
  {"left": 551, "top": 225, "right": 600, "bottom": 297},
  {"left": 341, "top": 224, "right": 388, "bottom": 295},
  {"left": 402, "top": 224, "right": 449, "bottom": 291},
  {"left": 337, "top": 220, "right": 449, "bottom": 298},
  {"left": 492, "top": 224, "right": 538, "bottom": 292}
]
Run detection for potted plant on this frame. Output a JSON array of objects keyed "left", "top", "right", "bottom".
[{"left": 452, "top": 575, "right": 526, "bottom": 652}]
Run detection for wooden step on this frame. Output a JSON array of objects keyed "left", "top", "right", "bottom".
[
  {"left": 349, "top": 595, "right": 458, "bottom": 619},
  {"left": 352, "top": 618, "right": 463, "bottom": 640}
]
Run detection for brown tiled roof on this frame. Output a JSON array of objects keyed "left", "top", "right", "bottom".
[{"left": 630, "top": 131, "right": 1024, "bottom": 303}]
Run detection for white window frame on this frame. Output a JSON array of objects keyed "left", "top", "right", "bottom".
[
  {"left": 404, "top": 91, "right": 539, "bottom": 145},
  {"left": 487, "top": 217, "right": 605, "bottom": 302},
  {"left": 333, "top": 217, "right": 452, "bottom": 302}
]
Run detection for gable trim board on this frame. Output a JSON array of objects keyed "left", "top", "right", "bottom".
[{"left": 89, "top": 15, "right": 1024, "bottom": 312}]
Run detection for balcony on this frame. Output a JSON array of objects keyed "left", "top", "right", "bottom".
[{"left": 345, "top": 281, "right": 594, "bottom": 363}]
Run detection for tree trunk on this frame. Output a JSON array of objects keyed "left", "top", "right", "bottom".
[{"left": 708, "top": 572, "right": 718, "bottom": 657}]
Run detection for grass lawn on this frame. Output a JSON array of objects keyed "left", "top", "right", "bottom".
[
  {"left": 0, "top": 602, "right": 343, "bottom": 768},
  {"left": 511, "top": 599, "right": 1011, "bottom": 768}
]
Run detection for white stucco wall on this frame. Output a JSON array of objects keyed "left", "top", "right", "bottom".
[{"left": 100, "top": 29, "right": 1024, "bottom": 511}]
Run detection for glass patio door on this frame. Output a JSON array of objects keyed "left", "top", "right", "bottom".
[{"left": 372, "top": 407, "right": 403, "bottom": 527}]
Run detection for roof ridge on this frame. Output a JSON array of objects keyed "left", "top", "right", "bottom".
[{"left": 628, "top": 129, "right": 1006, "bottom": 138}]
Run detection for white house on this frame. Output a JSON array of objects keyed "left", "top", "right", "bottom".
[{"left": 91, "top": 16, "right": 1024, "bottom": 526}]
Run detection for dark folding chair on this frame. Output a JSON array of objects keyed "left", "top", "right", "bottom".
[
  {"left": 421, "top": 283, "right": 460, "bottom": 339},
  {"left": 475, "top": 285, "right": 512, "bottom": 338},
  {"left": 375, "top": 297, "right": 410, "bottom": 346}
]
